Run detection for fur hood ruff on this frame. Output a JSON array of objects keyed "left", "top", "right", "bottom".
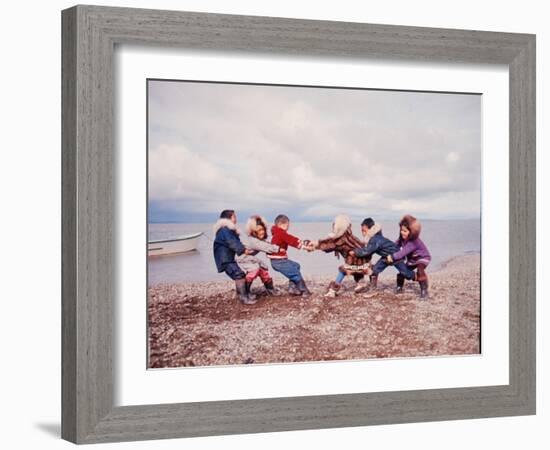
[
  {"left": 213, "top": 218, "right": 239, "bottom": 235},
  {"left": 363, "top": 223, "right": 382, "bottom": 245},
  {"left": 399, "top": 214, "right": 421, "bottom": 240},
  {"left": 326, "top": 214, "right": 352, "bottom": 239},
  {"left": 245, "top": 215, "right": 269, "bottom": 237}
]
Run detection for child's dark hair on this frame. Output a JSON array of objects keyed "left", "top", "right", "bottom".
[
  {"left": 361, "top": 217, "right": 375, "bottom": 229},
  {"left": 274, "top": 214, "right": 290, "bottom": 225},
  {"left": 219, "top": 209, "right": 235, "bottom": 220}
]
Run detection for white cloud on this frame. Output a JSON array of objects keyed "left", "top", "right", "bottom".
[{"left": 148, "top": 81, "right": 481, "bottom": 220}]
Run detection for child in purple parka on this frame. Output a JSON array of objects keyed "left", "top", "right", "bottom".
[{"left": 386, "top": 215, "right": 432, "bottom": 299}]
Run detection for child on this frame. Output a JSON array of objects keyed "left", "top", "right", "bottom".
[
  {"left": 310, "top": 214, "right": 372, "bottom": 297},
  {"left": 386, "top": 214, "right": 432, "bottom": 299},
  {"left": 236, "top": 215, "right": 280, "bottom": 296},
  {"left": 268, "top": 214, "right": 313, "bottom": 297},
  {"left": 212, "top": 209, "right": 257, "bottom": 305},
  {"left": 350, "top": 217, "right": 400, "bottom": 290}
]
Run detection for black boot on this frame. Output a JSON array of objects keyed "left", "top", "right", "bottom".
[
  {"left": 288, "top": 280, "right": 302, "bottom": 296},
  {"left": 245, "top": 281, "right": 257, "bottom": 301},
  {"left": 263, "top": 279, "right": 279, "bottom": 296},
  {"left": 296, "top": 279, "right": 312, "bottom": 298},
  {"left": 369, "top": 274, "right": 378, "bottom": 289},
  {"left": 236, "top": 279, "right": 257, "bottom": 305},
  {"left": 395, "top": 274, "right": 405, "bottom": 294},
  {"left": 419, "top": 280, "right": 429, "bottom": 299}
]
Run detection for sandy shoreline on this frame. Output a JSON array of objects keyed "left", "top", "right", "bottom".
[{"left": 148, "top": 253, "right": 480, "bottom": 368}]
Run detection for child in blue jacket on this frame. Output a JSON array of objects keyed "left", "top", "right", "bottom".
[{"left": 213, "top": 209, "right": 256, "bottom": 305}]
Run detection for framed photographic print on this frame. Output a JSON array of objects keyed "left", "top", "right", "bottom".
[{"left": 62, "top": 4, "right": 536, "bottom": 444}]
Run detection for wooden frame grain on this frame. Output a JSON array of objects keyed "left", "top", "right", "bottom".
[{"left": 61, "top": 5, "right": 536, "bottom": 444}]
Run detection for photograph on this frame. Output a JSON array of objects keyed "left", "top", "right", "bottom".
[{"left": 146, "top": 79, "right": 482, "bottom": 369}]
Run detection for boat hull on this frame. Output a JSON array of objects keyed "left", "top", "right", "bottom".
[{"left": 148, "top": 233, "right": 202, "bottom": 256}]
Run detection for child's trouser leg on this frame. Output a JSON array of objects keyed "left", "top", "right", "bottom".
[
  {"left": 258, "top": 268, "right": 272, "bottom": 283},
  {"left": 271, "top": 259, "right": 303, "bottom": 295},
  {"left": 393, "top": 261, "right": 416, "bottom": 280},
  {"left": 258, "top": 268, "right": 278, "bottom": 295},
  {"left": 335, "top": 270, "right": 346, "bottom": 284},
  {"left": 270, "top": 259, "right": 303, "bottom": 283},
  {"left": 271, "top": 259, "right": 311, "bottom": 297},
  {"left": 245, "top": 269, "right": 260, "bottom": 283},
  {"left": 224, "top": 262, "right": 246, "bottom": 281}
]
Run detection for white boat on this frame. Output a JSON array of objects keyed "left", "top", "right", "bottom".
[{"left": 148, "top": 232, "right": 203, "bottom": 256}]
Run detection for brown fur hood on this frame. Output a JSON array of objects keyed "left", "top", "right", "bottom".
[
  {"left": 399, "top": 214, "right": 421, "bottom": 240},
  {"left": 245, "top": 215, "right": 269, "bottom": 237}
]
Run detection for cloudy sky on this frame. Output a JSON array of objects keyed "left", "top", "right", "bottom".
[{"left": 148, "top": 80, "right": 481, "bottom": 223}]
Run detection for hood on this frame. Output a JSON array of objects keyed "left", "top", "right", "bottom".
[
  {"left": 363, "top": 223, "right": 382, "bottom": 245},
  {"left": 326, "top": 214, "right": 352, "bottom": 239},
  {"left": 245, "top": 215, "right": 269, "bottom": 237},
  {"left": 213, "top": 218, "right": 239, "bottom": 235},
  {"left": 399, "top": 214, "right": 421, "bottom": 240}
]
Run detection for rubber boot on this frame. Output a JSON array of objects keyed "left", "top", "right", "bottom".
[
  {"left": 245, "top": 281, "right": 257, "bottom": 302},
  {"left": 395, "top": 273, "right": 405, "bottom": 294},
  {"left": 415, "top": 264, "right": 429, "bottom": 299},
  {"left": 236, "top": 279, "right": 257, "bottom": 305},
  {"left": 324, "top": 281, "right": 341, "bottom": 298},
  {"left": 288, "top": 280, "right": 302, "bottom": 296},
  {"left": 419, "top": 280, "right": 429, "bottom": 299},
  {"left": 369, "top": 274, "right": 378, "bottom": 289},
  {"left": 296, "top": 279, "right": 312, "bottom": 298},
  {"left": 354, "top": 277, "right": 368, "bottom": 294},
  {"left": 263, "top": 279, "right": 279, "bottom": 296}
]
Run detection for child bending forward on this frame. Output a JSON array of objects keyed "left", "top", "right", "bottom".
[
  {"left": 311, "top": 214, "right": 372, "bottom": 297},
  {"left": 268, "top": 214, "right": 313, "bottom": 297},
  {"left": 387, "top": 214, "right": 432, "bottom": 299}
]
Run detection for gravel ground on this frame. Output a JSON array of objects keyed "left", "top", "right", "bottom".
[{"left": 148, "top": 253, "right": 480, "bottom": 368}]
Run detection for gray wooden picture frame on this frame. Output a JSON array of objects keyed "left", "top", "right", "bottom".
[{"left": 61, "top": 4, "right": 536, "bottom": 444}]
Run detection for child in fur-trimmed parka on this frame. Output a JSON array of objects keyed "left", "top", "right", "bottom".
[
  {"left": 212, "top": 209, "right": 257, "bottom": 305},
  {"left": 350, "top": 217, "right": 400, "bottom": 290},
  {"left": 386, "top": 214, "right": 432, "bottom": 299},
  {"left": 310, "top": 214, "right": 373, "bottom": 297},
  {"left": 236, "top": 215, "right": 280, "bottom": 296}
]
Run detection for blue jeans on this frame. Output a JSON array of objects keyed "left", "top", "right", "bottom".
[
  {"left": 373, "top": 258, "right": 415, "bottom": 280},
  {"left": 335, "top": 270, "right": 346, "bottom": 284},
  {"left": 222, "top": 262, "right": 246, "bottom": 280},
  {"left": 270, "top": 259, "right": 303, "bottom": 283}
]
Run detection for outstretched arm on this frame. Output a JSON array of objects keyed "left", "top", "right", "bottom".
[
  {"left": 284, "top": 231, "right": 302, "bottom": 249},
  {"left": 392, "top": 241, "right": 416, "bottom": 261},
  {"left": 354, "top": 239, "right": 379, "bottom": 258},
  {"left": 315, "top": 237, "right": 338, "bottom": 253},
  {"left": 246, "top": 236, "right": 279, "bottom": 254}
]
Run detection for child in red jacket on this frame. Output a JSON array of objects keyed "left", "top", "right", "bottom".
[{"left": 268, "top": 214, "right": 314, "bottom": 297}]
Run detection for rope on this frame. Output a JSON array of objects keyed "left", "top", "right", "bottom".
[{"left": 201, "top": 232, "right": 215, "bottom": 243}]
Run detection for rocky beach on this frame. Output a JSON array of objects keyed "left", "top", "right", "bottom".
[{"left": 148, "top": 253, "right": 480, "bottom": 368}]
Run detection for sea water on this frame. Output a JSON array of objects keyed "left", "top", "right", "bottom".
[{"left": 147, "top": 220, "right": 480, "bottom": 286}]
